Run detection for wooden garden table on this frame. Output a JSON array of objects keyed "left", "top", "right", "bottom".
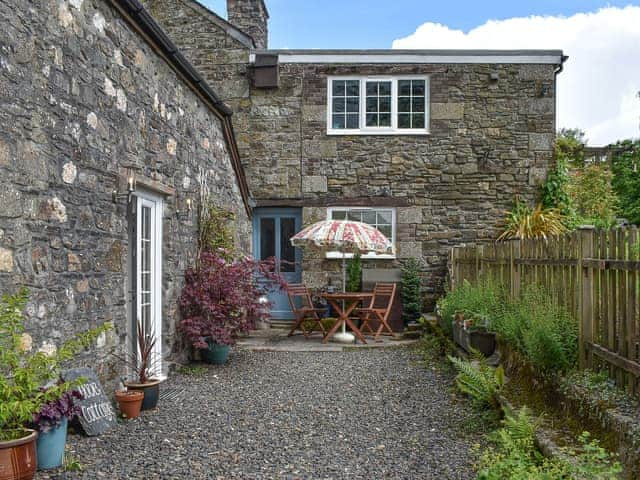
[{"left": 321, "top": 292, "right": 373, "bottom": 344}]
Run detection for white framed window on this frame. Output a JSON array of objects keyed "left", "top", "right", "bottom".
[
  {"left": 326, "top": 207, "right": 396, "bottom": 259},
  {"left": 327, "top": 75, "right": 429, "bottom": 135},
  {"left": 134, "top": 191, "right": 164, "bottom": 380}
]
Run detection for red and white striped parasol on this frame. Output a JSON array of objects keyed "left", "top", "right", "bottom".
[
  {"left": 290, "top": 220, "right": 393, "bottom": 255},
  {"left": 290, "top": 220, "right": 393, "bottom": 343}
]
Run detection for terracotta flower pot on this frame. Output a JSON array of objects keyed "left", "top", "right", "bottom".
[
  {"left": 0, "top": 429, "right": 38, "bottom": 480},
  {"left": 114, "top": 390, "right": 144, "bottom": 419},
  {"left": 124, "top": 379, "right": 161, "bottom": 410}
]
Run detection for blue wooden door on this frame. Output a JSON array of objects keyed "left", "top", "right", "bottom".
[{"left": 253, "top": 208, "right": 302, "bottom": 320}]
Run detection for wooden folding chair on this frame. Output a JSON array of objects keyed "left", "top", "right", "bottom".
[
  {"left": 286, "top": 284, "right": 327, "bottom": 338},
  {"left": 355, "top": 283, "right": 397, "bottom": 342}
]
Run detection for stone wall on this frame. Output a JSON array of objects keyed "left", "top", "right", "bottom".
[
  {"left": 140, "top": 0, "right": 558, "bottom": 308},
  {"left": 0, "top": 0, "right": 250, "bottom": 379}
]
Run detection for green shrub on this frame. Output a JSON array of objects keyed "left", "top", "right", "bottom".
[
  {"left": 448, "top": 353, "right": 505, "bottom": 409},
  {"left": 401, "top": 258, "right": 423, "bottom": 325},
  {"left": 437, "top": 279, "right": 503, "bottom": 334},
  {"left": 345, "top": 252, "right": 362, "bottom": 292},
  {"left": 492, "top": 285, "right": 578, "bottom": 373}
]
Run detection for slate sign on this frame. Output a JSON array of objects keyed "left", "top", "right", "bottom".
[{"left": 61, "top": 367, "right": 117, "bottom": 436}]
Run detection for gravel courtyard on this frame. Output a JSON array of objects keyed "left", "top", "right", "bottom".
[{"left": 40, "top": 348, "right": 479, "bottom": 479}]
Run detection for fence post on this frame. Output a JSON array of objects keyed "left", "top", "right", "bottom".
[
  {"left": 510, "top": 239, "right": 521, "bottom": 299},
  {"left": 579, "top": 227, "right": 595, "bottom": 369},
  {"left": 476, "top": 243, "right": 484, "bottom": 282}
]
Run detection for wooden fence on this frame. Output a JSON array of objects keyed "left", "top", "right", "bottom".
[{"left": 449, "top": 226, "right": 640, "bottom": 394}]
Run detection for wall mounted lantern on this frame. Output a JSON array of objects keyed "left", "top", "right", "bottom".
[{"left": 112, "top": 169, "right": 136, "bottom": 204}]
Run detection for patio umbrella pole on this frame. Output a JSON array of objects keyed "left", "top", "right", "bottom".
[{"left": 331, "top": 247, "right": 355, "bottom": 343}]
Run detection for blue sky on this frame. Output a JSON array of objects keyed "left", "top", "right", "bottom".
[{"left": 203, "top": 0, "right": 637, "bottom": 49}]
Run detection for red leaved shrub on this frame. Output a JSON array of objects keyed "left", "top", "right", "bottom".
[{"left": 179, "top": 250, "right": 286, "bottom": 348}]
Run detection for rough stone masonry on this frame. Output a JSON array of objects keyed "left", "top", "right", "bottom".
[
  {"left": 144, "top": 0, "right": 561, "bottom": 308},
  {"left": 0, "top": 0, "right": 250, "bottom": 378}
]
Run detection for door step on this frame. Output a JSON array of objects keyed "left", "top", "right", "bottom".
[{"left": 269, "top": 320, "right": 293, "bottom": 330}]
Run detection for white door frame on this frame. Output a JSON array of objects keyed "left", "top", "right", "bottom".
[{"left": 134, "top": 190, "right": 164, "bottom": 380}]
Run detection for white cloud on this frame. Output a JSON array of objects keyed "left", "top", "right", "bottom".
[{"left": 392, "top": 6, "right": 640, "bottom": 146}]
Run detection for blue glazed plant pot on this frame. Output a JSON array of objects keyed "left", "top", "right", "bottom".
[
  {"left": 36, "top": 417, "right": 67, "bottom": 470},
  {"left": 201, "top": 340, "right": 231, "bottom": 364}
]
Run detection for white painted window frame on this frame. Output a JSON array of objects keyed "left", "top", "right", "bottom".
[
  {"left": 135, "top": 190, "right": 165, "bottom": 380},
  {"left": 326, "top": 75, "right": 430, "bottom": 136},
  {"left": 326, "top": 207, "right": 396, "bottom": 260}
]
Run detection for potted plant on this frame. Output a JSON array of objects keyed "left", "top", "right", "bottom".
[
  {"left": 0, "top": 288, "right": 111, "bottom": 480},
  {"left": 453, "top": 310, "right": 496, "bottom": 356},
  {"left": 179, "top": 250, "right": 285, "bottom": 365},
  {"left": 32, "top": 389, "right": 83, "bottom": 470},
  {"left": 113, "top": 319, "right": 162, "bottom": 411},
  {"left": 113, "top": 390, "right": 144, "bottom": 419}
]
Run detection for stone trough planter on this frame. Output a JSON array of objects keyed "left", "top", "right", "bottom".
[{"left": 452, "top": 313, "right": 496, "bottom": 356}]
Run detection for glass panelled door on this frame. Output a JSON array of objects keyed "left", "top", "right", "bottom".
[
  {"left": 134, "top": 193, "right": 163, "bottom": 379},
  {"left": 253, "top": 208, "right": 302, "bottom": 320}
]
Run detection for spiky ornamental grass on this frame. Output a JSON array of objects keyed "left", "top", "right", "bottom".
[{"left": 498, "top": 202, "right": 568, "bottom": 241}]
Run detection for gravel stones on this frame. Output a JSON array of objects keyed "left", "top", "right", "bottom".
[{"left": 37, "top": 349, "right": 479, "bottom": 479}]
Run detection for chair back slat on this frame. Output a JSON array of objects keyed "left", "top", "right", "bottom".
[
  {"left": 287, "top": 283, "right": 313, "bottom": 310},
  {"left": 371, "top": 283, "right": 396, "bottom": 309}
]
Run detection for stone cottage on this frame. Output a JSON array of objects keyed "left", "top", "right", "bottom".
[
  {"left": 0, "top": 0, "right": 251, "bottom": 378},
  {"left": 145, "top": 0, "right": 566, "bottom": 322}
]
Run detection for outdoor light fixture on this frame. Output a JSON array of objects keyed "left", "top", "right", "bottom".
[
  {"left": 112, "top": 169, "right": 136, "bottom": 204},
  {"left": 175, "top": 194, "right": 193, "bottom": 219}
]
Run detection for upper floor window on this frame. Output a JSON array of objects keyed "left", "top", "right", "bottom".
[{"left": 327, "top": 76, "right": 429, "bottom": 135}]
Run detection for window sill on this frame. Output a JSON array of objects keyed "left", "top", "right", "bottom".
[
  {"left": 325, "top": 252, "right": 396, "bottom": 260},
  {"left": 326, "top": 129, "right": 430, "bottom": 136}
]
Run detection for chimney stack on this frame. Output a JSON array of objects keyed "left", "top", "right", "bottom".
[{"left": 227, "top": 0, "right": 269, "bottom": 49}]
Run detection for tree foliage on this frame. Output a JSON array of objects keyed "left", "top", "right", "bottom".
[
  {"left": 568, "top": 164, "right": 618, "bottom": 228},
  {"left": 611, "top": 139, "right": 640, "bottom": 225},
  {"left": 555, "top": 128, "right": 586, "bottom": 167}
]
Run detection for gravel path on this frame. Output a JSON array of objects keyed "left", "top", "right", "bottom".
[{"left": 39, "top": 348, "right": 479, "bottom": 479}]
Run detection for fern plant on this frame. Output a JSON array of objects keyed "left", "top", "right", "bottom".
[{"left": 448, "top": 353, "right": 505, "bottom": 409}]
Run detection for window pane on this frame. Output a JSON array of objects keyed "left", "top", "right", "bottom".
[
  {"left": 378, "top": 225, "right": 392, "bottom": 239},
  {"left": 377, "top": 210, "right": 392, "bottom": 224},
  {"left": 280, "top": 218, "right": 296, "bottom": 272},
  {"left": 346, "top": 80, "right": 359, "bottom": 96},
  {"left": 398, "top": 97, "right": 411, "bottom": 113},
  {"left": 412, "top": 80, "right": 425, "bottom": 96},
  {"left": 379, "top": 82, "right": 391, "bottom": 96},
  {"left": 412, "top": 113, "right": 425, "bottom": 129},
  {"left": 362, "top": 210, "right": 376, "bottom": 224},
  {"left": 398, "top": 80, "right": 411, "bottom": 96},
  {"left": 366, "top": 82, "right": 377, "bottom": 96},
  {"left": 398, "top": 114, "right": 410, "bottom": 129},
  {"left": 413, "top": 96, "right": 425, "bottom": 113},
  {"left": 379, "top": 113, "right": 391, "bottom": 127},
  {"left": 332, "top": 98, "right": 345, "bottom": 113},
  {"left": 331, "top": 210, "right": 346, "bottom": 220},
  {"left": 365, "top": 97, "right": 377, "bottom": 112},
  {"left": 260, "top": 218, "right": 275, "bottom": 260},
  {"left": 346, "top": 97, "right": 359, "bottom": 113},
  {"left": 365, "top": 113, "right": 377, "bottom": 127},
  {"left": 347, "top": 211, "right": 363, "bottom": 222},
  {"left": 332, "top": 114, "right": 345, "bottom": 129},
  {"left": 346, "top": 114, "right": 359, "bottom": 129},
  {"left": 332, "top": 80, "right": 345, "bottom": 96},
  {"left": 379, "top": 97, "right": 391, "bottom": 112}
]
